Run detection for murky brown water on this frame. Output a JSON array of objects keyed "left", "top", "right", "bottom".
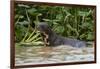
[{"left": 15, "top": 44, "right": 94, "bottom": 65}]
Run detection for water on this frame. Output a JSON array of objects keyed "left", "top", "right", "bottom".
[{"left": 15, "top": 44, "right": 94, "bottom": 65}]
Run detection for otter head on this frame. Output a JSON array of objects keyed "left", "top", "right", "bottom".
[{"left": 37, "top": 23, "right": 52, "bottom": 35}]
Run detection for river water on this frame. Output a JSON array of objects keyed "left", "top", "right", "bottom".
[{"left": 15, "top": 44, "right": 94, "bottom": 66}]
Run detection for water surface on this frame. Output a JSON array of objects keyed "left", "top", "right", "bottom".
[{"left": 15, "top": 44, "right": 94, "bottom": 65}]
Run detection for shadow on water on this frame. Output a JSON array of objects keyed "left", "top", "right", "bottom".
[{"left": 15, "top": 43, "right": 94, "bottom": 65}]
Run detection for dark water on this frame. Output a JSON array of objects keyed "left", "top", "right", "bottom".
[{"left": 15, "top": 44, "right": 94, "bottom": 65}]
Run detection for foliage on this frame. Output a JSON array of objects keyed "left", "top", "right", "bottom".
[{"left": 15, "top": 3, "right": 95, "bottom": 45}]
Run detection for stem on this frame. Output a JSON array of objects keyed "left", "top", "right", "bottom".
[
  {"left": 26, "top": 33, "right": 40, "bottom": 42},
  {"left": 15, "top": 16, "right": 20, "bottom": 25},
  {"left": 32, "top": 37, "right": 42, "bottom": 42},
  {"left": 25, "top": 29, "right": 36, "bottom": 41},
  {"left": 21, "top": 8, "right": 31, "bottom": 42}
]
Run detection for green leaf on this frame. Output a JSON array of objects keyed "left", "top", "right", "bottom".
[
  {"left": 54, "top": 26, "right": 65, "bottom": 34},
  {"left": 18, "top": 4, "right": 30, "bottom": 8},
  {"left": 78, "top": 11, "right": 90, "bottom": 16}
]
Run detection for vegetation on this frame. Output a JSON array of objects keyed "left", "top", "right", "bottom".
[{"left": 15, "top": 4, "right": 95, "bottom": 46}]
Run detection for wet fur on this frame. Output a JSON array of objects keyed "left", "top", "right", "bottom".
[{"left": 37, "top": 23, "right": 86, "bottom": 48}]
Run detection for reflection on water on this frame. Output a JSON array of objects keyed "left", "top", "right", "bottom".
[{"left": 15, "top": 44, "right": 94, "bottom": 65}]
